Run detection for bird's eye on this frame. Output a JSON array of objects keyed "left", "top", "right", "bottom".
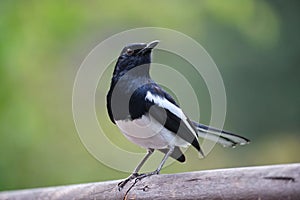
[{"left": 126, "top": 48, "right": 134, "bottom": 55}]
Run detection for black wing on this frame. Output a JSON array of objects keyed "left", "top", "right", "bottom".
[{"left": 131, "top": 84, "right": 204, "bottom": 156}]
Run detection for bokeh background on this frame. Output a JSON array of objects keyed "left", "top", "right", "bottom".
[{"left": 0, "top": 0, "right": 299, "bottom": 191}]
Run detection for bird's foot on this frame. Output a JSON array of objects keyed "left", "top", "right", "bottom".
[
  {"left": 118, "top": 170, "right": 160, "bottom": 191},
  {"left": 135, "top": 170, "right": 159, "bottom": 181},
  {"left": 118, "top": 173, "right": 139, "bottom": 191}
]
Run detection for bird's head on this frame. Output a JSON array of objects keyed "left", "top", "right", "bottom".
[{"left": 112, "top": 40, "right": 159, "bottom": 78}]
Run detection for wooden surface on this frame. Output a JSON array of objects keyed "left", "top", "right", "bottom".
[{"left": 0, "top": 163, "right": 299, "bottom": 200}]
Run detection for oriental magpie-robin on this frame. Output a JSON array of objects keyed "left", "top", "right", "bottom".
[{"left": 106, "top": 40, "right": 250, "bottom": 189}]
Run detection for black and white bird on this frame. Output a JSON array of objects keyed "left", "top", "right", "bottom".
[{"left": 106, "top": 40, "right": 250, "bottom": 189}]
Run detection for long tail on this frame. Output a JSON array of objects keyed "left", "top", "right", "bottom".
[{"left": 192, "top": 121, "right": 250, "bottom": 147}]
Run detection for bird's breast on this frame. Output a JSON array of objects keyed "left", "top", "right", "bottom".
[{"left": 116, "top": 115, "right": 189, "bottom": 149}]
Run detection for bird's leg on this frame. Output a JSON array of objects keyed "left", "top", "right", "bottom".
[
  {"left": 136, "top": 146, "right": 175, "bottom": 180},
  {"left": 118, "top": 148, "right": 154, "bottom": 190}
]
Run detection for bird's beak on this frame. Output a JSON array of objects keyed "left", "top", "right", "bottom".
[
  {"left": 138, "top": 40, "right": 160, "bottom": 54},
  {"left": 146, "top": 40, "right": 160, "bottom": 49}
]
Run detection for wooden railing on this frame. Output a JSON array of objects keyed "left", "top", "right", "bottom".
[{"left": 0, "top": 163, "right": 299, "bottom": 200}]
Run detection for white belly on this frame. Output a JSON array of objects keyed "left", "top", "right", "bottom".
[{"left": 116, "top": 115, "right": 189, "bottom": 149}]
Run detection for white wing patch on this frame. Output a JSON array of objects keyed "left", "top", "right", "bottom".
[
  {"left": 146, "top": 91, "right": 183, "bottom": 118},
  {"left": 145, "top": 91, "right": 198, "bottom": 139}
]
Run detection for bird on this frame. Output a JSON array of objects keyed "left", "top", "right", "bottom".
[{"left": 106, "top": 40, "right": 250, "bottom": 190}]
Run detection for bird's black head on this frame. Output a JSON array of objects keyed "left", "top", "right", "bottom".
[{"left": 112, "top": 40, "right": 159, "bottom": 78}]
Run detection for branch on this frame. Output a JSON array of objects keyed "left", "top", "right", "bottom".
[{"left": 0, "top": 163, "right": 299, "bottom": 200}]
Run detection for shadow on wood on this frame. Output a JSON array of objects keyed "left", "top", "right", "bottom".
[{"left": 0, "top": 163, "right": 299, "bottom": 200}]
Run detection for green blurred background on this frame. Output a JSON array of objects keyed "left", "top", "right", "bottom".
[{"left": 0, "top": 0, "right": 299, "bottom": 191}]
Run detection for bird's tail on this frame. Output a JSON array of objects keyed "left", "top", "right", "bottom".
[{"left": 192, "top": 121, "right": 250, "bottom": 147}]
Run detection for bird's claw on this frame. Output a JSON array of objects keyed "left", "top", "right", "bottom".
[
  {"left": 135, "top": 170, "right": 159, "bottom": 181},
  {"left": 118, "top": 173, "right": 140, "bottom": 191},
  {"left": 118, "top": 171, "right": 159, "bottom": 191}
]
